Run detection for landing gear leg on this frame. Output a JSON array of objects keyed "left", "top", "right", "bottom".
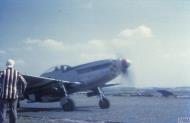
[
  {"left": 97, "top": 87, "right": 110, "bottom": 109},
  {"left": 60, "top": 84, "right": 75, "bottom": 111},
  {"left": 17, "top": 99, "right": 20, "bottom": 108}
]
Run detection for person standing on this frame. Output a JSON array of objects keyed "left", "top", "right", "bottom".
[{"left": 0, "top": 59, "right": 27, "bottom": 123}]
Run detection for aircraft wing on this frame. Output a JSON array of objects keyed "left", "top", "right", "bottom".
[
  {"left": 101, "top": 83, "right": 120, "bottom": 88},
  {"left": 23, "top": 75, "right": 79, "bottom": 89}
]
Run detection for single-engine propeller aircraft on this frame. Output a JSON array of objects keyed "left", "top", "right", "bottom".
[{"left": 22, "top": 59, "right": 132, "bottom": 111}]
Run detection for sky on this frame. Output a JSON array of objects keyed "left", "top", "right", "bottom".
[{"left": 0, "top": 0, "right": 190, "bottom": 87}]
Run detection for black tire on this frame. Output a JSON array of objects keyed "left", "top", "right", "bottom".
[
  {"left": 60, "top": 98, "right": 75, "bottom": 111},
  {"left": 99, "top": 98, "right": 110, "bottom": 109}
]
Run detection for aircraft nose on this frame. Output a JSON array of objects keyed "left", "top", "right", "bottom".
[{"left": 110, "top": 61, "right": 117, "bottom": 72}]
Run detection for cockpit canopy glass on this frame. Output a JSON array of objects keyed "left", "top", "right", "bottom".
[{"left": 45, "top": 65, "right": 72, "bottom": 73}]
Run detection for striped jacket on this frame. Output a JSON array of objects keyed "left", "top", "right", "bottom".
[{"left": 0, "top": 67, "right": 27, "bottom": 99}]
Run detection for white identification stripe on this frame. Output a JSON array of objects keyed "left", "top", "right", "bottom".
[
  {"left": 5, "top": 69, "right": 10, "bottom": 99},
  {"left": 13, "top": 71, "right": 18, "bottom": 99}
]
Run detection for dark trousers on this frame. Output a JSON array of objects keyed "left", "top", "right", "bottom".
[{"left": 0, "top": 99, "right": 18, "bottom": 123}]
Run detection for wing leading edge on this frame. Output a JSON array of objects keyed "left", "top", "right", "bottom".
[{"left": 23, "top": 75, "right": 79, "bottom": 89}]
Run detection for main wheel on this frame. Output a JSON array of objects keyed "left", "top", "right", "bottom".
[
  {"left": 99, "top": 98, "right": 110, "bottom": 109},
  {"left": 60, "top": 98, "right": 75, "bottom": 111}
]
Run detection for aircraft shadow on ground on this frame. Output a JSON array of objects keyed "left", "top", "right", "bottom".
[{"left": 18, "top": 106, "right": 97, "bottom": 113}]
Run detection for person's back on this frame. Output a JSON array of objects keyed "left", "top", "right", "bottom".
[
  {"left": 0, "top": 59, "right": 27, "bottom": 123},
  {"left": 1, "top": 67, "right": 22, "bottom": 99}
]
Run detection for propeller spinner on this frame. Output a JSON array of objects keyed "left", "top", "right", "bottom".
[{"left": 121, "top": 59, "right": 131, "bottom": 73}]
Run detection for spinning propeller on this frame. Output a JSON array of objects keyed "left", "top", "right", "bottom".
[{"left": 120, "top": 59, "right": 135, "bottom": 87}]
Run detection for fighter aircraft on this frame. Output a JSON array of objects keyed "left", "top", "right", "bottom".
[{"left": 22, "top": 59, "right": 132, "bottom": 111}]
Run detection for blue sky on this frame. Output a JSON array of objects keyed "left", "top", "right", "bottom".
[{"left": 0, "top": 0, "right": 190, "bottom": 87}]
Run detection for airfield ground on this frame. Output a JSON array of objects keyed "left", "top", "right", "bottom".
[{"left": 4, "top": 94, "right": 190, "bottom": 123}]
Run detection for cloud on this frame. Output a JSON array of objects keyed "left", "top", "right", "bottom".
[
  {"left": 23, "top": 25, "right": 153, "bottom": 62},
  {"left": 25, "top": 39, "right": 65, "bottom": 51},
  {"left": 118, "top": 25, "right": 153, "bottom": 39}
]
